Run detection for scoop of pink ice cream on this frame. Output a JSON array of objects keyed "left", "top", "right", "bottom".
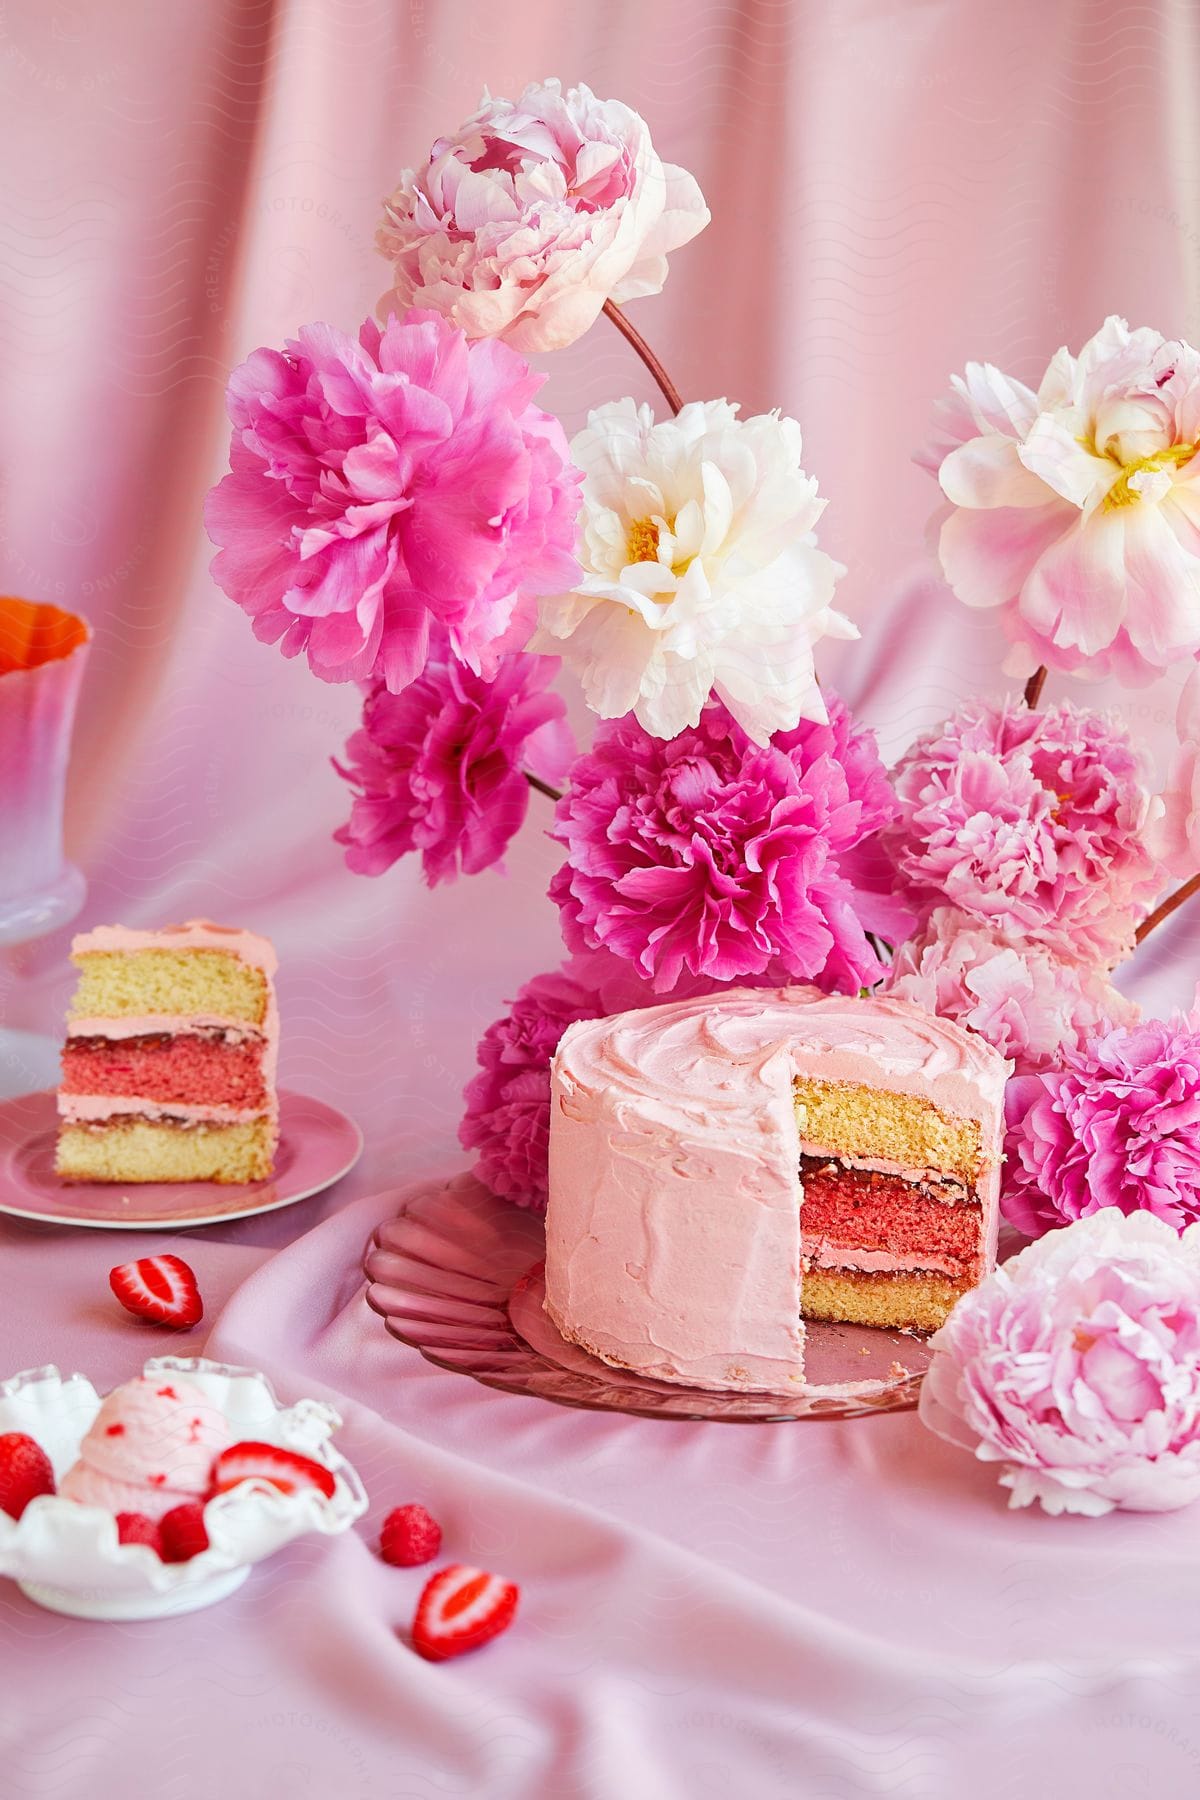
[{"left": 59, "top": 1375, "right": 232, "bottom": 1522}]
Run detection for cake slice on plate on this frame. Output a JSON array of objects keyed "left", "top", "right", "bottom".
[
  {"left": 543, "top": 986, "right": 1010, "bottom": 1395},
  {"left": 55, "top": 921, "right": 278, "bottom": 1185}
]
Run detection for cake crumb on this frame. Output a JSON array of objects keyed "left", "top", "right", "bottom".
[{"left": 887, "top": 1360, "right": 910, "bottom": 1380}]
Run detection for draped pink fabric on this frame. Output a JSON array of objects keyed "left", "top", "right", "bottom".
[{"left": 2, "top": 4, "right": 1200, "bottom": 1794}]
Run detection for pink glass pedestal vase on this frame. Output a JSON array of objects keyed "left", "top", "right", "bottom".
[{"left": 0, "top": 597, "right": 91, "bottom": 945}]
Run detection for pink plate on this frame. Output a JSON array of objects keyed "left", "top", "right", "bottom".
[
  {"left": 364, "top": 1173, "right": 932, "bottom": 1423},
  {"left": 0, "top": 1089, "right": 362, "bottom": 1229}
]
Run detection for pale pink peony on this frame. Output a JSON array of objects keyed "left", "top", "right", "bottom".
[
  {"left": 884, "top": 697, "right": 1165, "bottom": 965},
  {"left": 333, "top": 642, "right": 573, "bottom": 887},
  {"left": 550, "top": 696, "right": 911, "bottom": 994},
  {"left": 205, "top": 312, "right": 580, "bottom": 691},
  {"left": 924, "top": 316, "right": 1200, "bottom": 683},
  {"left": 1150, "top": 663, "right": 1200, "bottom": 877},
  {"left": 880, "top": 907, "right": 1138, "bottom": 1076},
  {"left": 919, "top": 1209, "right": 1200, "bottom": 1515},
  {"left": 1003, "top": 1013, "right": 1200, "bottom": 1237},
  {"left": 376, "top": 80, "right": 709, "bottom": 354}
]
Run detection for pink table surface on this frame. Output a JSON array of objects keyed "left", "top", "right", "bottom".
[{"left": 3, "top": 1110, "right": 1200, "bottom": 1799}]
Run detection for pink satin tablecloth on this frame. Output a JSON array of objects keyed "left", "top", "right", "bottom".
[{"left": 3, "top": 1093, "right": 1199, "bottom": 1799}]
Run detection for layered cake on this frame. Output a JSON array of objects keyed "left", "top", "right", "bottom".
[
  {"left": 55, "top": 921, "right": 279, "bottom": 1184},
  {"left": 543, "top": 987, "right": 1009, "bottom": 1394}
]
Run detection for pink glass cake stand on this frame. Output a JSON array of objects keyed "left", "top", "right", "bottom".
[{"left": 364, "top": 1173, "right": 932, "bottom": 1423}]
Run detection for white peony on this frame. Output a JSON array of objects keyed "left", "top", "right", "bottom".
[{"left": 529, "top": 398, "right": 856, "bottom": 744}]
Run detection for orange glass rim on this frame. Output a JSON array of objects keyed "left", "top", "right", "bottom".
[{"left": 0, "top": 597, "right": 92, "bottom": 676}]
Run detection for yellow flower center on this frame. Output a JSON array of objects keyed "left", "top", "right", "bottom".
[
  {"left": 1101, "top": 441, "right": 1196, "bottom": 510},
  {"left": 625, "top": 516, "right": 661, "bottom": 564}
]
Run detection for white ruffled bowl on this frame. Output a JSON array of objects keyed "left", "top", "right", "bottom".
[{"left": 0, "top": 1356, "right": 368, "bottom": 1620}]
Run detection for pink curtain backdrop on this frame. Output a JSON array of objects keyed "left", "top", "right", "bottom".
[{"left": 3, "top": 6, "right": 1200, "bottom": 1795}]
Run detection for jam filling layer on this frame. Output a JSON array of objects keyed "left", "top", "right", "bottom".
[
  {"left": 798, "top": 1155, "right": 982, "bottom": 1271},
  {"left": 61, "top": 1031, "right": 268, "bottom": 1110}
]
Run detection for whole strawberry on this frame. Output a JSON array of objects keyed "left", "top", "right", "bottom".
[
  {"left": 380, "top": 1503, "right": 442, "bottom": 1568},
  {"left": 0, "top": 1432, "right": 56, "bottom": 1520}
]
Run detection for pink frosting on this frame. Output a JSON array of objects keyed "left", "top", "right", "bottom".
[
  {"left": 543, "top": 987, "right": 1010, "bottom": 1394},
  {"left": 56, "top": 1093, "right": 265, "bottom": 1126},
  {"left": 59, "top": 1374, "right": 232, "bottom": 1522}
]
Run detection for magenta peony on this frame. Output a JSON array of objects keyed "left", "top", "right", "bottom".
[
  {"left": 884, "top": 696, "right": 1164, "bottom": 965},
  {"left": 549, "top": 696, "right": 909, "bottom": 994},
  {"left": 881, "top": 907, "right": 1138, "bottom": 1076},
  {"left": 1003, "top": 1014, "right": 1200, "bottom": 1237},
  {"left": 460, "top": 953, "right": 670, "bottom": 1210},
  {"left": 376, "top": 80, "right": 709, "bottom": 354},
  {"left": 334, "top": 643, "right": 573, "bottom": 887},
  {"left": 923, "top": 316, "right": 1200, "bottom": 683},
  {"left": 205, "top": 312, "right": 580, "bottom": 691},
  {"left": 919, "top": 1209, "right": 1200, "bottom": 1515}
]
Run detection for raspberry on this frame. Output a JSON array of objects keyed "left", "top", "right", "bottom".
[{"left": 380, "top": 1503, "right": 442, "bottom": 1567}]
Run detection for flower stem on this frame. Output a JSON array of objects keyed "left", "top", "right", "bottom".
[
  {"left": 1135, "top": 871, "right": 1200, "bottom": 944},
  {"left": 1023, "top": 666, "right": 1048, "bottom": 709},
  {"left": 525, "top": 771, "right": 563, "bottom": 804},
  {"left": 603, "top": 299, "right": 684, "bottom": 416}
]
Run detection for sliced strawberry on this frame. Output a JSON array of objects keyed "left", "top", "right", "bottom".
[
  {"left": 411, "top": 1564, "right": 519, "bottom": 1662},
  {"left": 380, "top": 1503, "right": 442, "bottom": 1568},
  {"left": 0, "top": 1432, "right": 55, "bottom": 1520},
  {"left": 209, "top": 1440, "right": 336, "bottom": 1501},
  {"left": 116, "top": 1511, "right": 163, "bottom": 1554},
  {"left": 109, "top": 1255, "right": 203, "bottom": 1329},
  {"left": 159, "top": 1501, "right": 210, "bottom": 1563}
]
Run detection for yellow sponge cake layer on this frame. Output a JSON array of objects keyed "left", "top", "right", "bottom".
[
  {"left": 800, "top": 1266, "right": 971, "bottom": 1333},
  {"left": 793, "top": 1079, "right": 982, "bottom": 1183},
  {"left": 56, "top": 1118, "right": 275, "bottom": 1184},
  {"left": 69, "top": 949, "right": 269, "bottom": 1026}
]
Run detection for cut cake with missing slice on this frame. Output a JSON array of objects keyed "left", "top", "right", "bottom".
[{"left": 55, "top": 920, "right": 278, "bottom": 1185}]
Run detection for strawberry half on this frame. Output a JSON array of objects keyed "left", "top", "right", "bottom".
[
  {"left": 0, "top": 1432, "right": 56, "bottom": 1520},
  {"left": 109, "top": 1255, "right": 203, "bottom": 1329},
  {"left": 411, "top": 1564, "right": 519, "bottom": 1662},
  {"left": 159, "top": 1501, "right": 210, "bottom": 1563},
  {"left": 116, "top": 1512, "right": 163, "bottom": 1554},
  {"left": 209, "top": 1440, "right": 336, "bottom": 1501}
]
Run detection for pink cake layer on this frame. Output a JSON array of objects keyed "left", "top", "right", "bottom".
[
  {"left": 61, "top": 1032, "right": 268, "bottom": 1109},
  {"left": 798, "top": 1162, "right": 981, "bottom": 1269}
]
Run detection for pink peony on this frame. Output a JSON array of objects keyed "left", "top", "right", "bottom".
[
  {"left": 881, "top": 907, "right": 1138, "bottom": 1076},
  {"left": 205, "top": 312, "right": 580, "bottom": 691},
  {"left": 460, "top": 952, "right": 671, "bottom": 1210},
  {"left": 334, "top": 643, "right": 573, "bottom": 887},
  {"left": 1150, "top": 663, "right": 1200, "bottom": 878},
  {"left": 923, "top": 316, "right": 1200, "bottom": 683},
  {"left": 1004, "top": 1014, "right": 1200, "bottom": 1237},
  {"left": 550, "top": 696, "right": 911, "bottom": 994},
  {"left": 884, "top": 697, "right": 1165, "bottom": 965},
  {"left": 377, "top": 80, "right": 709, "bottom": 354},
  {"left": 919, "top": 1209, "right": 1200, "bottom": 1515}
]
